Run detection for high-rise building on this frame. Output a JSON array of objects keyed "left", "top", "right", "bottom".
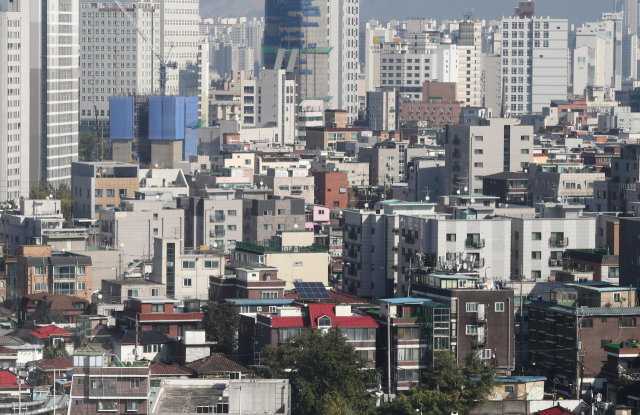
[
  {"left": 500, "top": 15, "right": 568, "bottom": 115},
  {"left": 327, "top": 0, "right": 360, "bottom": 124},
  {"left": 614, "top": 0, "right": 638, "bottom": 35},
  {"left": 458, "top": 20, "right": 483, "bottom": 107},
  {"left": 364, "top": 23, "right": 396, "bottom": 91},
  {"left": 30, "top": 0, "right": 80, "bottom": 187},
  {"left": 0, "top": 0, "right": 31, "bottom": 201},
  {"left": 623, "top": 34, "right": 638, "bottom": 79}
]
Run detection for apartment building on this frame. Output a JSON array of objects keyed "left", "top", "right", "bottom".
[
  {"left": 398, "top": 82, "right": 463, "bottom": 127},
  {"left": 619, "top": 217, "right": 640, "bottom": 287},
  {"left": 0, "top": 0, "right": 31, "bottom": 200},
  {"left": 406, "top": 156, "right": 446, "bottom": 202},
  {"left": 69, "top": 350, "right": 151, "bottom": 415},
  {"left": 364, "top": 24, "right": 397, "bottom": 91},
  {"left": 500, "top": 15, "right": 568, "bottom": 115},
  {"left": 98, "top": 192, "right": 185, "bottom": 257},
  {"left": 310, "top": 153, "right": 369, "bottom": 186},
  {"left": 242, "top": 195, "right": 306, "bottom": 242},
  {"left": 254, "top": 168, "right": 314, "bottom": 204},
  {"left": 150, "top": 238, "right": 225, "bottom": 299},
  {"left": 410, "top": 273, "right": 515, "bottom": 373},
  {"left": 231, "top": 231, "right": 329, "bottom": 289},
  {"left": 210, "top": 265, "right": 285, "bottom": 301},
  {"left": 16, "top": 245, "right": 92, "bottom": 300},
  {"left": 507, "top": 203, "right": 596, "bottom": 280},
  {"left": 593, "top": 144, "right": 640, "bottom": 213},
  {"left": 358, "top": 141, "right": 411, "bottom": 185},
  {"left": 343, "top": 200, "right": 440, "bottom": 298},
  {"left": 482, "top": 172, "right": 529, "bottom": 205},
  {"left": 306, "top": 127, "right": 372, "bottom": 151},
  {"left": 255, "top": 154, "right": 302, "bottom": 174},
  {"left": 71, "top": 162, "right": 139, "bottom": 219},
  {"left": 372, "top": 298, "right": 451, "bottom": 392},
  {"left": 0, "top": 199, "right": 65, "bottom": 255},
  {"left": 367, "top": 90, "right": 396, "bottom": 131},
  {"left": 182, "top": 189, "right": 243, "bottom": 251},
  {"left": 458, "top": 20, "right": 483, "bottom": 107},
  {"left": 444, "top": 118, "right": 534, "bottom": 195},
  {"left": 311, "top": 171, "right": 348, "bottom": 210},
  {"left": 123, "top": 296, "right": 203, "bottom": 336},
  {"left": 397, "top": 211, "right": 512, "bottom": 296},
  {"left": 528, "top": 163, "right": 604, "bottom": 210}
]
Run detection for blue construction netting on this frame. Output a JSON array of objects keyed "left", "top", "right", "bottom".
[
  {"left": 300, "top": 69, "right": 313, "bottom": 75},
  {"left": 299, "top": 58, "right": 307, "bottom": 64},
  {"left": 283, "top": 31, "right": 305, "bottom": 38}
]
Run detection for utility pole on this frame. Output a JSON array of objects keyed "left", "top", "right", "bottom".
[
  {"left": 575, "top": 305, "right": 581, "bottom": 399},
  {"left": 387, "top": 310, "right": 392, "bottom": 399}
]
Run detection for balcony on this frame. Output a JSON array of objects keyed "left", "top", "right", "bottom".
[
  {"left": 465, "top": 239, "right": 485, "bottom": 249},
  {"left": 549, "top": 237, "right": 569, "bottom": 248},
  {"left": 210, "top": 214, "right": 225, "bottom": 222},
  {"left": 549, "top": 258, "right": 561, "bottom": 267},
  {"left": 210, "top": 229, "right": 225, "bottom": 237},
  {"left": 405, "top": 235, "right": 415, "bottom": 244},
  {"left": 347, "top": 230, "right": 359, "bottom": 240},
  {"left": 472, "top": 258, "right": 485, "bottom": 268}
]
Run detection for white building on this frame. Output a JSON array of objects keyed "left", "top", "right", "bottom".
[
  {"left": 458, "top": 20, "right": 483, "bottom": 107},
  {"left": 30, "top": 0, "right": 80, "bottom": 187},
  {"left": 0, "top": 0, "right": 31, "bottom": 201},
  {"left": 240, "top": 69, "right": 296, "bottom": 145},
  {"left": 366, "top": 90, "right": 396, "bottom": 130},
  {"left": 327, "top": 0, "right": 360, "bottom": 124},
  {"left": 364, "top": 24, "right": 396, "bottom": 91},
  {"left": 500, "top": 16, "right": 568, "bottom": 115}
]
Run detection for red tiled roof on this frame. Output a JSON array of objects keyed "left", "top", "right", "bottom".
[
  {"left": 185, "top": 354, "right": 249, "bottom": 374},
  {"left": 328, "top": 290, "right": 368, "bottom": 304},
  {"left": 269, "top": 317, "right": 305, "bottom": 328},
  {"left": 149, "top": 361, "right": 192, "bottom": 376},
  {"left": 34, "top": 357, "right": 73, "bottom": 371},
  {"left": 536, "top": 406, "right": 575, "bottom": 415},
  {"left": 0, "top": 371, "right": 18, "bottom": 389},
  {"left": 0, "top": 346, "right": 17, "bottom": 355},
  {"left": 30, "top": 325, "right": 72, "bottom": 339},
  {"left": 308, "top": 303, "right": 378, "bottom": 329}
]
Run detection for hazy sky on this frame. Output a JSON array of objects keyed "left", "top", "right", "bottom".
[{"left": 360, "top": 0, "right": 612, "bottom": 25}]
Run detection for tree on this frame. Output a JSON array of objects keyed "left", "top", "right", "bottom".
[
  {"left": 44, "top": 309, "right": 67, "bottom": 324},
  {"left": 43, "top": 344, "right": 68, "bottom": 360},
  {"left": 198, "top": 302, "right": 240, "bottom": 354},
  {"left": 258, "top": 328, "right": 376, "bottom": 415},
  {"left": 28, "top": 180, "right": 72, "bottom": 223},
  {"left": 376, "top": 393, "right": 414, "bottom": 415},
  {"left": 348, "top": 187, "right": 359, "bottom": 208}
]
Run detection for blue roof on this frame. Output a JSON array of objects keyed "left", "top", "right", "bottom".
[
  {"left": 219, "top": 299, "right": 295, "bottom": 306},
  {"left": 564, "top": 281, "right": 613, "bottom": 287},
  {"left": 379, "top": 298, "right": 431, "bottom": 305},
  {"left": 431, "top": 274, "right": 478, "bottom": 280},
  {"left": 496, "top": 376, "right": 547, "bottom": 383}
]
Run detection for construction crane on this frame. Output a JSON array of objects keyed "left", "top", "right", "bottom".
[{"left": 114, "top": 0, "right": 176, "bottom": 95}]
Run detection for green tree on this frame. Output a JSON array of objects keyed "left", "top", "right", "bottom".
[
  {"left": 376, "top": 393, "right": 415, "bottom": 415},
  {"left": 44, "top": 309, "right": 67, "bottom": 324},
  {"left": 198, "top": 302, "right": 240, "bottom": 354},
  {"left": 79, "top": 131, "right": 110, "bottom": 161},
  {"left": 259, "top": 328, "right": 376, "bottom": 415},
  {"left": 43, "top": 344, "right": 68, "bottom": 360},
  {"left": 28, "top": 180, "right": 73, "bottom": 223}
]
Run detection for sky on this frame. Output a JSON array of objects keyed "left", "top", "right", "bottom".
[{"left": 361, "top": 0, "right": 612, "bottom": 25}]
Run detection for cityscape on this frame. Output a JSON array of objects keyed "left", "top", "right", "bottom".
[{"left": 2, "top": 0, "right": 640, "bottom": 414}]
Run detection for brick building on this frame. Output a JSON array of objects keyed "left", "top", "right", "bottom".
[
  {"left": 122, "top": 297, "right": 203, "bottom": 337},
  {"left": 311, "top": 171, "right": 348, "bottom": 210},
  {"left": 16, "top": 245, "right": 93, "bottom": 300},
  {"left": 18, "top": 293, "right": 90, "bottom": 324},
  {"left": 398, "top": 82, "right": 463, "bottom": 127},
  {"left": 69, "top": 350, "right": 151, "bottom": 415},
  {"left": 209, "top": 265, "right": 286, "bottom": 300},
  {"left": 562, "top": 248, "right": 619, "bottom": 281},
  {"left": 526, "top": 283, "right": 640, "bottom": 398}
]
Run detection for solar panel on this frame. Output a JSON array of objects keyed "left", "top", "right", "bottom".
[{"left": 293, "top": 281, "right": 331, "bottom": 300}]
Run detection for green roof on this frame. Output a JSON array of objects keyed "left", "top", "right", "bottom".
[{"left": 527, "top": 300, "right": 640, "bottom": 316}]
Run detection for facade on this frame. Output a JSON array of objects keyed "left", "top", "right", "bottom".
[
  {"left": 69, "top": 351, "right": 151, "bottom": 415},
  {"left": 458, "top": 20, "right": 483, "bottom": 107},
  {"left": 500, "top": 16, "right": 568, "bottom": 115},
  {"left": 343, "top": 200, "right": 439, "bottom": 298},
  {"left": 0, "top": 0, "right": 31, "bottom": 200},
  {"left": 619, "top": 217, "right": 640, "bottom": 287},
  {"left": 16, "top": 245, "right": 93, "bottom": 300},
  {"left": 444, "top": 119, "right": 534, "bottom": 195},
  {"left": 231, "top": 231, "right": 329, "bottom": 289},
  {"left": 305, "top": 127, "right": 371, "bottom": 151},
  {"left": 71, "top": 162, "right": 139, "bottom": 219},
  {"left": 406, "top": 157, "right": 446, "bottom": 202},
  {"left": 528, "top": 163, "right": 604, "bottom": 210},
  {"left": 123, "top": 297, "right": 203, "bottom": 337},
  {"left": 367, "top": 90, "right": 396, "bottom": 131},
  {"left": 311, "top": 171, "right": 348, "bottom": 210},
  {"left": 364, "top": 25, "right": 397, "bottom": 91},
  {"left": 210, "top": 265, "right": 285, "bottom": 301},
  {"left": 358, "top": 141, "right": 411, "bottom": 185},
  {"left": 30, "top": 0, "right": 80, "bottom": 187},
  {"left": 397, "top": 82, "right": 463, "bottom": 127},
  {"left": 241, "top": 195, "right": 306, "bottom": 242},
  {"left": 482, "top": 172, "right": 529, "bottom": 205},
  {"left": 255, "top": 168, "right": 314, "bottom": 204},
  {"left": 182, "top": 189, "right": 243, "bottom": 251},
  {"left": 0, "top": 199, "right": 65, "bottom": 255}
]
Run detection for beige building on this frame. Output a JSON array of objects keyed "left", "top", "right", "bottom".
[
  {"left": 231, "top": 231, "right": 329, "bottom": 289},
  {"left": 254, "top": 169, "right": 314, "bottom": 204},
  {"left": 138, "top": 169, "right": 190, "bottom": 198},
  {"left": 71, "top": 162, "right": 140, "bottom": 220},
  {"left": 210, "top": 152, "right": 255, "bottom": 173},
  {"left": 255, "top": 155, "right": 303, "bottom": 174}
]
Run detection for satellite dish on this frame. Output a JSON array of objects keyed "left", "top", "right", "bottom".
[
  {"left": 464, "top": 186, "right": 468, "bottom": 192},
  {"left": 457, "top": 190, "right": 461, "bottom": 194},
  {"left": 425, "top": 196, "right": 430, "bottom": 201},
  {"left": 120, "top": 243, "right": 124, "bottom": 248},
  {"left": 557, "top": 197, "right": 562, "bottom": 202},
  {"left": 294, "top": 224, "right": 298, "bottom": 229},
  {"left": 470, "top": 198, "right": 475, "bottom": 203},
  {"left": 98, "top": 294, "right": 103, "bottom": 300},
  {"left": 364, "top": 203, "right": 369, "bottom": 209},
  {"left": 155, "top": 164, "right": 158, "bottom": 168},
  {"left": 49, "top": 194, "right": 53, "bottom": 199}
]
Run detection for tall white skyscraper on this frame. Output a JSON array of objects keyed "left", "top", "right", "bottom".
[
  {"left": 0, "top": 0, "right": 31, "bottom": 201},
  {"left": 30, "top": 0, "right": 80, "bottom": 187},
  {"left": 458, "top": 20, "right": 483, "bottom": 107},
  {"left": 364, "top": 23, "right": 396, "bottom": 92},
  {"left": 500, "top": 15, "right": 568, "bottom": 116},
  {"left": 328, "top": 0, "right": 360, "bottom": 124}
]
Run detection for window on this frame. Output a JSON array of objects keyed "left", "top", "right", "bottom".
[
  {"left": 614, "top": 292, "right": 621, "bottom": 302},
  {"left": 446, "top": 234, "right": 456, "bottom": 242},
  {"left": 153, "top": 213, "right": 158, "bottom": 221},
  {"left": 227, "top": 225, "right": 236, "bottom": 231},
  {"left": 203, "top": 261, "right": 219, "bottom": 269},
  {"left": 397, "top": 347, "right": 427, "bottom": 361},
  {"left": 261, "top": 292, "right": 278, "bottom": 299},
  {"left": 531, "top": 271, "right": 541, "bottom": 279},
  {"left": 182, "top": 261, "right": 195, "bottom": 269},
  {"left": 466, "top": 325, "right": 478, "bottom": 335},
  {"left": 151, "top": 289, "right": 159, "bottom": 296},
  {"left": 97, "top": 400, "right": 118, "bottom": 411},
  {"left": 521, "top": 135, "right": 530, "bottom": 141},
  {"left": 126, "top": 401, "right": 137, "bottom": 412},
  {"left": 34, "top": 266, "right": 45, "bottom": 275},
  {"left": 106, "top": 189, "right": 115, "bottom": 198},
  {"left": 263, "top": 224, "right": 272, "bottom": 231},
  {"left": 495, "top": 302, "right": 505, "bottom": 312},
  {"left": 521, "top": 149, "right": 529, "bottom": 154},
  {"left": 130, "top": 379, "right": 140, "bottom": 388},
  {"left": 227, "top": 210, "right": 236, "bottom": 216},
  {"left": 119, "top": 189, "right": 127, "bottom": 197},
  {"left": 144, "top": 344, "right": 159, "bottom": 353},
  {"left": 621, "top": 318, "right": 637, "bottom": 327},
  {"left": 151, "top": 304, "right": 164, "bottom": 312},
  {"left": 466, "top": 302, "right": 478, "bottom": 312},
  {"left": 479, "top": 349, "right": 492, "bottom": 359},
  {"left": 150, "top": 380, "right": 161, "bottom": 388},
  {"left": 333, "top": 201, "right": 340, "bottom": 207},
  {"left": 34, "top": 282, "right": 47, "bottom": 291},
  {"left": 95, "top": 189, "right": 103, "bottom": 197},
  {"left": 78, "top": 266, "right": 86, "bottom": 275},
  {"left": 474, "top": 149, "right": 483, "bottom": 154},
  {"left": 532, "top": 232, "right": 541, "bottom": 240},
  {"left": 183, "top": 278, "right": 192, "bottom": 287},
  {"left": 531, "top": 251, "right": 541, "bottom": 259},
  {"left": 318, "top": 316, "right": 332, "bottom": 326},
  {"left": 127, "top": 289, "right": 139, "bottom": 297},
  {"left": 504, "top": 386, "right": 515, "bottom": 394},
  {"left": 582, "top": 319, "right": 593, "bottom": 328},
  {"left": 77, "top": 282, "right": 86, "bottom": 291}
]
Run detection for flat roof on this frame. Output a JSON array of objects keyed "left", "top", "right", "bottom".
[
  {"left": 431, "top": 274, "right": 478, "bottom": 280},
  {"left": 131, "top": 296, "right": 179, "bottom": 304},
  {"left": 379, "top": 298, "right": 431, "bottom": 305}
]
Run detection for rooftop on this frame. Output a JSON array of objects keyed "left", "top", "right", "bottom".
[
  {"left": 131, "top": 296, "right": 180, "bottom": 304},
  {"left": 379, "top": 298, "right": 432, "bottom": 305},
  {"left": 112, "top": 330, "right": 171, "bottom": 345},
  {"left": 220, "top": 299, "right": 295, "bottom": 307},
  {"left": 527, "top": 300, "right": 640, "bottom": 316},
  {"left": 235, "top": 240, "right": 328, "bottom": 254},
  {"left": 154, "top": 385, "right": 226, "bottom": 413},
  {"left": 30, "top": 325, "right": 72, "bottom": 339},
  {"left": 185, "top": 354, "right": 249, "bottom": 374}
]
